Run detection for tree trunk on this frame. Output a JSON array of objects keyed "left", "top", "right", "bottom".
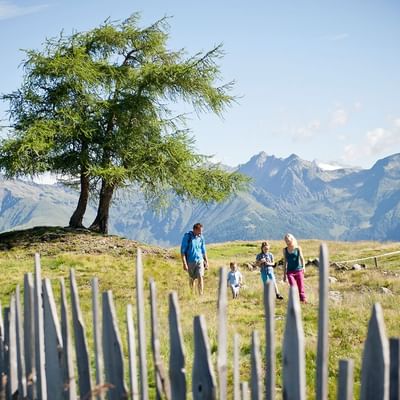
[
  {"left": 89, "top": 180, "right": 115, "bottom": 234},
  {"left": 69, "top": 172, "right": 90, "bottom": 228}
]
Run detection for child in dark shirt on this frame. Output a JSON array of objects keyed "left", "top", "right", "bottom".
[{"left": 256, "top": 241, "right": 283, "bottom": 300}]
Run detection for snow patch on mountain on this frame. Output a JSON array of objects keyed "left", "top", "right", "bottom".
[{"left": 314, "top": 160, "right": 354, "bottom": 171}]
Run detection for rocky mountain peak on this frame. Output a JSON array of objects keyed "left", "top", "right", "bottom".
[{"left": 1, "top": 152, "right": 399, "bottom": 244}]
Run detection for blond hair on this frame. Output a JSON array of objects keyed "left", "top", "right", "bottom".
[{"left": 284, "top": 233, "right": 298, "bottom": 248}]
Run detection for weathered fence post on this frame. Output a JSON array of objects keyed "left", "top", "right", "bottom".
[
  {"left": 92, "top": 277, "right": 104, "bottom": 400},
  {"left": 8, "top": 296, "right": 17, "bottom": 399},
  {"left": 0, "top": 301, "right": 5, "bottom": 399},
  {"left": 15, "top": 285, "right": 27, "bottom": 398},
  {"left": 60, "top": 278, "right": 77, "bottom": 400},
  {"left": 337, "top": 359, "right": 354, "bottom": 400},
  {"left": 34, "top": 253, "right": 47, "bottom": 400},
  {"left": 360, "top": 303, "right": 389, "bottom": 400},
  {"left": 282, "top": 286, "right": 306, "bottom": 400},
  {"left": 263, "top": 281, "right": 275, "bottom": 400},
  {"left": 192, "top": 315, "right": 217, "bottom": 400},
  {"left": 389, "top": 337, "right": 400, "bottom": 400},
  {"left": 70, "top": 269, "right": 92, "bottom": 399},
  {"left": 136, "top": 248, "right": 148, "bottom": 400},
  {"left": 127, "top": 304, "right": 139, "bottom": 400},
  {"left": 168, "top": 292, "right": 186, "bottom": 400},
  {"left": 233, "top": 333, "right": 240, "bottom": 400},
  {"left": 374, "top": 257, "right": 378, "bottom": 269},
  {"left": 149, "top": 279, "right": 171, "bottom": 399},
  {"left": 43, "top": 279, "right": 64, "bottom": 400},
  {"left": 218, "top": 267, "right": 228, "bottom": 400},
  {"left": 24, "top": 273, "right": 36, "bottom": 399},
  {"left": 241, "top": 381, "right": 249, "bottom": 400},
  {"left": 102, "top": 290, "right": 128, "bottom": 400},
  {"left": 251, "top": 330, "right": 262, "bottom": 400},
  {"left": 317, "top": 243, "right": 329, "bottom": 400},
  {"left": 3, "top": 308, "right": 9, "bottom": 400}
]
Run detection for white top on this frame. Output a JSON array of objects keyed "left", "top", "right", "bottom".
[{"left": 227, "top": 270, "right": 242, "bottom": 286}]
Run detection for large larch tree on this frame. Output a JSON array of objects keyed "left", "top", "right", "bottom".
[{"left": 0, "top": 14, "right": 249, "bottom": 233}]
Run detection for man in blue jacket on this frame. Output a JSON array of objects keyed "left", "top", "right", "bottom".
[{"left": 181, "top": 222, "right": 209, "bottom": 295}]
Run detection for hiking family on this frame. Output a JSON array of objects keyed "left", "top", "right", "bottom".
[{"left": 181, "top": 223, "right": 307, "bottom": 302}]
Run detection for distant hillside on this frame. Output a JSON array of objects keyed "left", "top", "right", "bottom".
[{"left": 1, "top": 152, "right": 399, "bottom": 245}]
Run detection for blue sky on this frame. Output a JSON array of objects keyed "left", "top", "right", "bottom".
[{"left": 1, "top": 0, "right": 399, "bottom": 169}]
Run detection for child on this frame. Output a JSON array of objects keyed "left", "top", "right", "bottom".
[
  {"left": 256, "top": 241, "right": 284, "bottom": 300},
  {"left": 227, "top": 262, "right": 243, "bottom": 299},
  {"left": 283, "top": 233, "right": 307, "bottom": 303}
]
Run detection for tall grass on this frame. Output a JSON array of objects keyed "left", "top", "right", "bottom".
[{"left": 0, "top": 239, "right": 399, "bottom": 399}]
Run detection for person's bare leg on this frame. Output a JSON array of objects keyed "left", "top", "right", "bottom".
[
  {"left": 189, "top": 277, "right": 196, "bottom": 293},
  {"left": 198, "top": 276, "right": 204, "bottom": 295},
  {"left": 274, "top": 280, "right": 283, "bottom": 299}
]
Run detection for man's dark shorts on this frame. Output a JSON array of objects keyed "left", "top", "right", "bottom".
[{"left": 188, "top": 261, "right": 205, "bottom": 279}]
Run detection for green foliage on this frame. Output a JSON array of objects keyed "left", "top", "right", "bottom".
[{"left": 0, "top": 13, "right": 249, "bottom": 213}]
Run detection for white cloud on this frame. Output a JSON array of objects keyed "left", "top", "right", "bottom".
[
  {"left": 354, "top": 102, "right": 362, "bottom": 112},
  {"left": 341, "top": 127, "right": 400, "bottom": 164},
  {"left": 366, "top": 128, "right": 398, "bottom": 153},
  {"left": 331, "top": 108, "right": 348, "bottom": 127},
  {"left": 294, "top": 119, "right": 321, "bottom": 140},
  {"left": 393, "top": 118, "right": 400, "bottom": 128},
  {"left": 0, "top": 1, "right": 48, "bottom": 20},
  {"left": 323, "top": 33, "right": 349, "bottom": 41}
]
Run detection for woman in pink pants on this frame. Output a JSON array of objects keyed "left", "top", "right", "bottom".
[{"left": 283, "top": 233, "right": 307, "bottom": 303}]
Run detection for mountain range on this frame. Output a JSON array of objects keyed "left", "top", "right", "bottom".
[{"left": 1, "top": 152, "right": 399, "bottom": 246}]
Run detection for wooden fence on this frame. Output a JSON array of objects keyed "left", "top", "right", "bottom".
[{"left": 0, "top": 244, "right": 399, "bottom": 399}]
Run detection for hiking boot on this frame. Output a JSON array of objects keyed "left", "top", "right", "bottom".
[{"left": 276, "top": 294, "right": 284, "bottom": 300}]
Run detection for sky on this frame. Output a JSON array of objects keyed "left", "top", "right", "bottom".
[{"left": 1, "top": 0, "right": 400, "bottom": 170}]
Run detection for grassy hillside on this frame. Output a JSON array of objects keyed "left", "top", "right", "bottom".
[{"left": 0, "top": 227, "right": 399, "bottom": 399}]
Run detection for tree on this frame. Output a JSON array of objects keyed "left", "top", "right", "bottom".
[{"left": 0, "top": 14, "right": 249, "bottom": 233}]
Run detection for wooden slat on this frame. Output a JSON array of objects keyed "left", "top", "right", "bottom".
[
  {"left": 0, "top": 301, "right": 5, "bottom": 397},
  {"left": 8, "top": 296, "right": 18, "bottom": 399},
  {"left": 282, "top": 286, "right": 306, "bottom": 400},
  {"left": 24, "top": 273, "right": 36, "bottom": 399},
  {"left": 218, "top": 267, "right": 228, "bottom": 400},
  {"left": 34, "top": 253, "right": 47, "bottom": 400},
  {"left": 60, "top": 278, "right": 77, "bottom": 400},
  {"left": 241, "top": 381, "right": 249, "bottom": 400},
  {"left": 43, "top": 279, "right": 64, "bottom": 400},
  {"left": 70, "top": 269, "right": 92, "bottom": 399},
  {"left": 389, "top": 337, "right": 400, "bottom": 400},
  {"left": 136, "top": 248, "right": 148, "bottom": 400},
  {"left": 102, "top": 291, "right": 128, "bottom": 400},
  {"left": 149, "top": 280, "right": 171, "bottom": 399},
  {"left": 360, "top": 303, "right": 389, "bottom": 400},
  {"left": 3, "top": 307, "right": 10, "bottom": 400},
  {"left": 233, "top": 333, "right": 240, "bottom": 400},
  {"left": 168, "top": 292, "right": 186, "bottom": 400},
  {"left": 317, "top": 243, "right": 329, "bottom": 400},
  {"left": 15, "top": 285, "right": 27, "bottom": 398},
  {"left": 127, "top": 304, "right": 139, "bottom": 400},
  {"left": 263, "top": 281, "right": 275, "bottom": 400},
  {"left": 251, "top": 330, "right": 262, "bottom": 400},
  {"left": 91, "top": 277, "right": 104, "bottom": 400},
  {"left": 337, "top": 359, "right": 354, "bottom": 400},
  {"left": 192, "top": 315, "right": 217, "bottom": 400}
]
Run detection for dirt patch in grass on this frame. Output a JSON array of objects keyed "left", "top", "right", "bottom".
[{"left": 0, "top": 225, "right": 172, "bottom": 258}]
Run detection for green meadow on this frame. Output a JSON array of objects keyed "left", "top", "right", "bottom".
[{"left": 0, "top": 233, "right": 399, "bottom": 399}]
